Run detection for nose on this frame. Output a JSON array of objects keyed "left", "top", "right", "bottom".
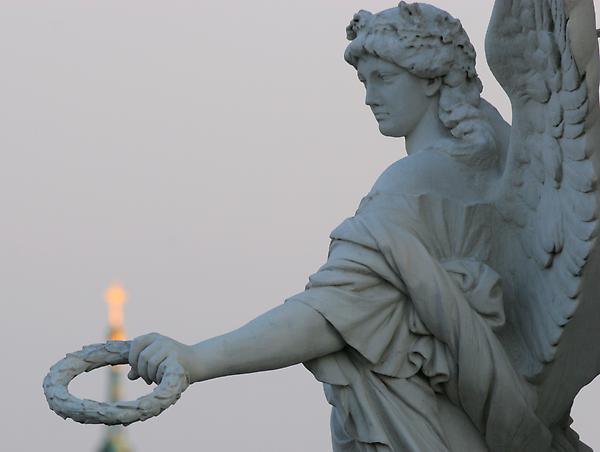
[{"left": 365, "top": 84, "right": 380, "bottom": 107}]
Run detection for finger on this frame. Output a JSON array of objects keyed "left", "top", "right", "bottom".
[
  {"left": 147, "top": 349, "right": 169, "bottom": 384},
  {"left": 156, "top": 360, "right": 169, "bottom": 384},
  {"left": 138, "top": 342, "right": 164, "bottom": 385},
  {"left": 128, "top": 333, "right": 160, "bottom": 375},
  {"left": 128, "top": 368, "right": 140, "bottom": 381}
]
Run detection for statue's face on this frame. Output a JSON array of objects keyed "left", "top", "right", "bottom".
[{"left": 356, "top": 55, "right": 432, "bottom": 138}]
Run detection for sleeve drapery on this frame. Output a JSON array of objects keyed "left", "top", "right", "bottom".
[{"left": 287, "top": 193, "right": 552, "bottom": 452}]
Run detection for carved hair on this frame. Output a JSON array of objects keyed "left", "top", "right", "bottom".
[{"left": 345, "top": 2, "right": 497, "bottom": 165}]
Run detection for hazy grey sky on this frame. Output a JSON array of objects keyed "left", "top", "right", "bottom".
[{"left": 2, "top": 1, "right": 599, "bottom": 450}]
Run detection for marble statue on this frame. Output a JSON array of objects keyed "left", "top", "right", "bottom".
[{"left": 44, "top": 1, "right": 600, "bottom": 451}]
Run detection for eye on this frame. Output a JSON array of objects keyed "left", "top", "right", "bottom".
[{"left": 379, "top": 73, "right": 397, "bottom": 82}]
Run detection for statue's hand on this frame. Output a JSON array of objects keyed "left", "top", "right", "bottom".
[{"left": 128, "top": 333, "right": 192, "bottom": 385}]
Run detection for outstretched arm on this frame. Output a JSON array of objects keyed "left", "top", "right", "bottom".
[{"left": 128, "top": 300, "right": 345, "bottom": 385}]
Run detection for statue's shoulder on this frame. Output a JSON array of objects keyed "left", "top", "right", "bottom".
[
  {"left": 371, "top": 150, "right": 494, "bottom": 202},
  {"left": 372, "top": 152, "right": 439, "bottom": 195}
]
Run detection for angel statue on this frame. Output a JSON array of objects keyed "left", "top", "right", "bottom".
[{"left": 43, "top": 0, "right": 600, "bottom": 451}]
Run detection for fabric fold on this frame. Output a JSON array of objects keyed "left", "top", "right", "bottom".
[{"left": 287, "top": 192, "right": 551, "bottom": 452}]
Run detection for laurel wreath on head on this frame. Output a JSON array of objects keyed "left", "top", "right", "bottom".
[{"left": 43, "top": 340, "right": 189, "bottom": 425}]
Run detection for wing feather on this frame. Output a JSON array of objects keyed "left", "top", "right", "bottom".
[{"left": 486, "top": 0, "right": 600, "bottom": 385}]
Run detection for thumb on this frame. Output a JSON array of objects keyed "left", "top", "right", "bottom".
[{"left": 128, "top": 368, "right": 139, "bottom": 380}]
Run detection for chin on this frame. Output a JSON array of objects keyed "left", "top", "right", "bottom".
[{"left": 378, "top": 123, "right": 404, "bottom": 138}]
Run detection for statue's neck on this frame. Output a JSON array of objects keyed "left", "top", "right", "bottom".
[{"left": 405, "top": 99, "right": 452, "bottom": 155}]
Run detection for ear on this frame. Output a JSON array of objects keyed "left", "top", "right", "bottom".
[{"left": 422, "top": 77, "right": 442, "bottom": 97}]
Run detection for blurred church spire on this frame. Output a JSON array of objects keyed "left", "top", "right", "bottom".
[{"left": 98, "top": 283, "right": 133, "bottom": 452}]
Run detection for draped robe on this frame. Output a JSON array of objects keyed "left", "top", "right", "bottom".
[{"left": 286, "top": 192, "right": 552, "bottom": 452}]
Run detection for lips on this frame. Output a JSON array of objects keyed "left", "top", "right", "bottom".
[{"left": 373, "top": 112, "right": 389, "bottom": 120}]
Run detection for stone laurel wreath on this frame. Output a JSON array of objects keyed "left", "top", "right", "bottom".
[{"left": 43, "top": 341, "right": 189, "bottom": 425}]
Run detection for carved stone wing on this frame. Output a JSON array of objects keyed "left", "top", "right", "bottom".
[{"left": 486, "top": 0, "right": 600, "bottom": 421}]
